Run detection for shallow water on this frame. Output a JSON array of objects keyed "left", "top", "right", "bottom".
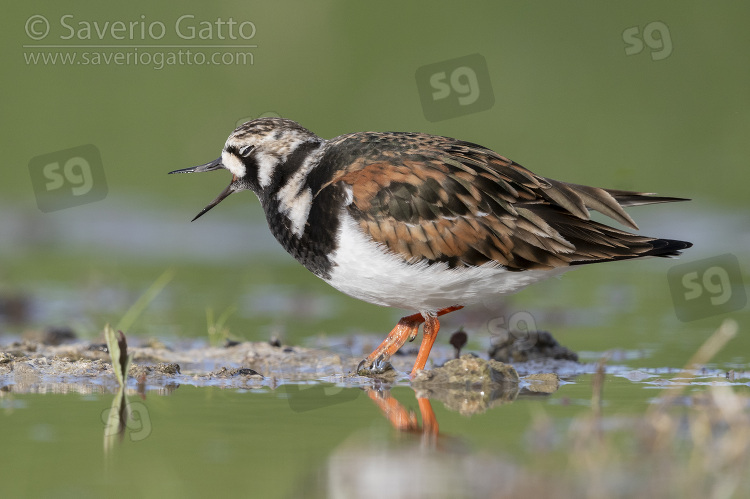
[{"left": 2, "top": 363, "right": 748, "bottom": 498}]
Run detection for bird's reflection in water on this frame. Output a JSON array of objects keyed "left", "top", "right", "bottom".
[
  {"left": 320, "top": 383, "right": 522, "bottom": 499},
  {"left": 365, "top": 387, "right": 441, "bottom": 448},
  {"left": 318, "top": 359, "right": 560, "bottom": 498},
  {"left": 364, "top": 358, "right": 526, "bottom": 444}
]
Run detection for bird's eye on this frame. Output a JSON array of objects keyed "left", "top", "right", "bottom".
[{"left": 239, "top": 145, "right": 254, "bottom": 157}]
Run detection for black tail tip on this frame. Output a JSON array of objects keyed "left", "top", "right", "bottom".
[{"left": 648, "top": 239, "right": 693, "bottom": 258}]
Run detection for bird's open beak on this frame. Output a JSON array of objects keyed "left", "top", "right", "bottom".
[
  {"left": 169, "top": 158, "right": 237, "bottom": 222},
  {"left": 169, "top": 157, "right": 224, "bottom": 175}
]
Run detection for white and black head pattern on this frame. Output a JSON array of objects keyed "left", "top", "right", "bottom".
[
  {"left": 222, "top": 118, "right": 322, "bottom": 192},
  {"left": 170, "top": 118, "right": 346, "bottom": 278}
]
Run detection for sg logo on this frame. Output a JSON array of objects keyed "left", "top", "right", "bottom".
[
  {"left": 429, "top": 66, "right": 481, "bottom": 106},
  {"left": 668, "top": 254, "right": 746, "bottom": 321},
  {"left": 43, "top": 157, "right": 95, "bottom": 196},
  {"left": 416, "top": 53, "right": 494, "bottom": 122},
  {"left": 487, "top": 311, "right": 539, "bottom": 349},
  {"left": 682, "top": 267, "right": 733, "bottom": 306},
  {"left": 28, "top": 144, "right": 107, "bottom": 212},
  {"left": 623, "top": 21, "right": 673, "bottom": 61},
  {"left": 101, "top": 400, "right": 153, "bottom": 442}
]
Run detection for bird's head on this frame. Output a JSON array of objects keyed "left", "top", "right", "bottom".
[{"left": 169, "top": 117, "right": 321, "bottom": 221}]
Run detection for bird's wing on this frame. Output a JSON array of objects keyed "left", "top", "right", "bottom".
[{"left": 317, "top": 132, "right": 689, "bottom": 270}]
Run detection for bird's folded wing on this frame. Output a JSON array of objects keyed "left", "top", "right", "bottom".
[{"left": 317, "top": 133, "right": 688, "bottom": 270}]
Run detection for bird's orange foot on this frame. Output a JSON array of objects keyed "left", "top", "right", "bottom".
[
  {"left": 356, "top": 355, "right": 395, "bottom": 375},
  {"left": 356, "top": 312, "right": 423, "bottom": 376},
  {"left": 356, "top": 306, "right": 464, "bottom": 376}
]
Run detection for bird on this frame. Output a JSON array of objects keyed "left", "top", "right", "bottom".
[{"left": 169, "top": 117, "right": 691, "bottom": 375}]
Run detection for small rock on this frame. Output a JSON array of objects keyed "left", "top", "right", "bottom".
[
  {"left": 412, "top": 354, "right": 520, "bottom": 386},
  {"left": 22, "top": 326, "right": 77, "bottom": 346},
  {"left": 155, "top": 363, "right": 180, "bottom": 375},
  {"left": 523, "top": 373, "right": 560, "bottom": 393},
  {"left": 142, "top": 338, "right": 167, "bottom": 350},
  {"left": 129, "top": 364, "right": 149, "bottom": 379},
  {"left": 127, "top": 363, "right": 180, "bottom": 378},
  {"left": 489, "top": 330, "right": 578, "bottom": 363},
  {"left": 12, "top": 362, "right": 37, "bottom": 375},
  {"left": 412, "top": 355, "right": 520, "bottom": 415},
  {"left": 0, "top": 293, "right": 29, "bottom": 323},
  {"left": 212, "top": 367, "right": 262, "bottom": 378}
]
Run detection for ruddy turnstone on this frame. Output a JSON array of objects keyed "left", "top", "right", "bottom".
[{"left": 169, "top": 118, "right": 691, "bottom": 375}]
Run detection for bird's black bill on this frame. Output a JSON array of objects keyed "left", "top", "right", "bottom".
[
  {"left": 168, "top": 157, "right": 224, "bottom": 175},
  {"left": 168, "top": 157, "right": 234, "bottom": 221},
  {"left": 191, "top": 179, "right": 236, "bottom": 222}
]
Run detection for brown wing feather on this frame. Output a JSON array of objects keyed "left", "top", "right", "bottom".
[{"left": 317, "top": 132, "right": 690, "bottom": 270}]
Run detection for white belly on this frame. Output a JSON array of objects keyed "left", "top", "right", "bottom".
[{"left": 325, "top": 211, "right": 572, "bottom": 313}]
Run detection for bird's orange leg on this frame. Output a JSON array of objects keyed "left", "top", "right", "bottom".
[
  {"left": 412, "top": 314, "right": 440, "bottom": 373},
  {"left": 357, "top": 306, "right": 463, "bottom": 375}
]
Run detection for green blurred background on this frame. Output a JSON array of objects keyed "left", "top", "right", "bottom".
[{"left": 2, "top": 1, "right": 748, "bottom": 361}]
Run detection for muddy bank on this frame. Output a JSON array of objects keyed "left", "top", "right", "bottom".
[
  {"left": 0, "top": 334, "right": 582, "bottom": 395},
  {"left": 3, "top": 333, "right": 741, "bottom": 398},
  {"left": 0, "top": 338, "right": 347, "bottom": 393}
]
